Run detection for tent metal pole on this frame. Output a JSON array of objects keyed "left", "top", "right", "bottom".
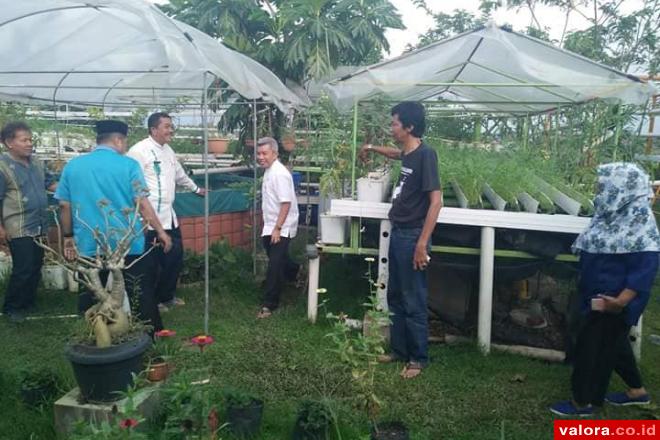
[
  {"left": 52, "top": 72, "right": 70, "bottom": 161},
  {"left": 253, "top": 100, "right": 258, "bottom": 276},
  {"left": 202, "top": 71, "right": 210, "bottom": 334},
  {"left": 351, "top": 100, "right": 358, "bottom": 198}
]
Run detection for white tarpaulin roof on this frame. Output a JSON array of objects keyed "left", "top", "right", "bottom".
[
  {"left": 0, "top": 0, "right": 303, "bottom": 110},
  {"left": 325, "top": 22, "right": 655, "bottom": 113}
]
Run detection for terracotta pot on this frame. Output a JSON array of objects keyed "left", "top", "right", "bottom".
[
  {"left": 147, "top": 358, "right": 169, "bottom": 382},
  {"left": 282, "top": 135, "right": 296, "bottom": 152},
  {"left": 208, "top": 137, "right": 230, "bottom": 154}
]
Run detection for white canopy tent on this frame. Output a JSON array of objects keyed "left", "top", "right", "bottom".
[
  {"left": 325, "top": 22, "right": 655, "bottom": 113},
  {"left": 0, "top": 0, "right": 303, "bottom": 333},
  {"left": 0, "top": 0, "right": 302, "bottom": 110}
]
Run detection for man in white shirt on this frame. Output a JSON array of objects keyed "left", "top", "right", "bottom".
[
  {"left": 128, "top": 112, "right": 206, "bottom": 311},
  {"left": 256, "top": 137, "right": 300, "bottom": 319}
]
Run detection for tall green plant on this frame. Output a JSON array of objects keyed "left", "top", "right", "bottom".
[{"left": 325, "top": 258, "right": 390, "bottom": 433}]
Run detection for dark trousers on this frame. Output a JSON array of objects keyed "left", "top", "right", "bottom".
[
  {"left": 146, "top": 227, "right": 183, "bottom": 304},
  {"left": 571, "top": 312, "right": 643, "bottom": 406},
  {"left": 387, "top": 227, "right": 430, "bottom": 366},
  {"left": 77, "top": 253, "right": 163, "bottom": 333},
  {"left": 3, "top": 237, "right": 44, "bottom": 314},
  {"left": 262, "top": 236, "right": 299, "bottom": 310}
]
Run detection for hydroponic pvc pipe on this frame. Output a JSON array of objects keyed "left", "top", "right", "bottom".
[
  {"left": 478, "top": 226, "right": 495, "bottom": 354},
  {"left": 377, "top": 220, "right": 392, "bottom": 311},
  {"left": 307, "top": 251, "right": 320, "bottom": 323}
]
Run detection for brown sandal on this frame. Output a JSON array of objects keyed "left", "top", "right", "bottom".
[
  {"left": 256, "top": 307, "right": 272, "bottom": 319},
  {"left": 400, "top": 362, "right": 423, "bottom": 379}
]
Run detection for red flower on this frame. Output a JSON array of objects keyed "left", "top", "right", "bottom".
[
  {"left": 190, "top": 335, "right": 215, "bottom": 352},
  {"left": 155, "top": 329, "right": 177, "bottom": 338},
  {"left": 119, "top": 418, "right": 139, "bottom": 429}
]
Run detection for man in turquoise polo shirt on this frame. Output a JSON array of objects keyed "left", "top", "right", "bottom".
[{"left": 55, "top": 120, "right": 171, "bottom": 331}]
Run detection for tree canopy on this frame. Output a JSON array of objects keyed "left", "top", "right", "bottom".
[
  {"left": 159, "top": 0, "right": 404, "bottom": 81},
  {"left": 411, "top": 0, "right": 659, "bottom": 75}
]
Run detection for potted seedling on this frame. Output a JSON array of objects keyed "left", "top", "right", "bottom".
[
  {"left": 356, "top": 99, "right": 393, "bottom": 203},
  {"left": 223, "top": 387, "right": 264, "bottom": 439},
  {"left": 36, "top": 200, "right": 154, "bottom": 403},
  {"left": 146, "top": 329, "right": 180, "bottom": 382},
  {"left": 292, "top": 399, "right": 333, "bottom": 440}
]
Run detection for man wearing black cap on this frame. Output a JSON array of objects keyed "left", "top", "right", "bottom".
[{"left": 55, "top": 120, "right": 172, "bottom": 331}]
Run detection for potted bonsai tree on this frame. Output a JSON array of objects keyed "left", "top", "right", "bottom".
[{"left": 36, "top": 201, "right": 154, "bottom": 403}]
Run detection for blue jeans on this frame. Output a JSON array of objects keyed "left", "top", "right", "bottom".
[{"left": 387, "top": 226, "right": 430, "bottom": 366}]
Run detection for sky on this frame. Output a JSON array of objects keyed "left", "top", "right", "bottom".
[
  {"left": 384, "top": 0, "right": 645, "bottom": 57},
  {"left": 149, "top": 0, "right": 646, "bottom": 59}
]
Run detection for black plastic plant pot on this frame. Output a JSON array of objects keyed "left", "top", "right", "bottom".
[
  {"left": 292, "top": 419, "right": 330, "bottom": 440},
  {"left": 226, "top": 399, "right": 264, "bottom": 438},
  {"left": 65, "top": 333, "right": 151, "bottom": 403},
  {"left": 370, "top": 421, "right": 410, "bottom": 440},
  {"left": 20, "top": 385, "right": 52, "bottom": 407}
]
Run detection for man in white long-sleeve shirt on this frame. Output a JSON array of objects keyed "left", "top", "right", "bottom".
[{"left": 128, "top": 112, "right": 206, "bottom": 311}]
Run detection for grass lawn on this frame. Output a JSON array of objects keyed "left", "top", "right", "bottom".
[{"left": 0, "top": 241, "right": 658, "bottom": 439}]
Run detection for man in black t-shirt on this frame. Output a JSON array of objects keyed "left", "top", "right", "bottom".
[{"left": 359, "top": 101, "right": 442, "bottom": 379}]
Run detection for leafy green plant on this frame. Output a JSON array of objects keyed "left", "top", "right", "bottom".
[
  {"left": 18, "top": 367, "right": 58, "bottom": 391},
  {"left": 17, "top": 367, "right": 61, "bottom": 407},
  {"left": 180, "top": 240, "right": 256, "bottom": 292},
  {"left": 325, "top": 258, "right": 390, "bottom": 432},
  {"left": 295, "top": 399, "right": 334, "bottom": 432},
  {"left": 150, "top": 330, "right": 181, "bottom": 361},
  {"left": 156, "top": 369, "right": 226, "bottom": 438}
]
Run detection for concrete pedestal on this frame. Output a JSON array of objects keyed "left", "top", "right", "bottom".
[{"left": 54, "top": 386, "right": 160, "bottom": 435}]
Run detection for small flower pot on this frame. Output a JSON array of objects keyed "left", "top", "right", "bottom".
[
  {"left": 371, "top": 421, "right": 409, "bottom": 440},
  {"left": 146, "top": 358, "right": 169, "bottom": 382},
  {"left": 20, "top": 384, "right": 54, "bottom": 407},
  {"left": 226, "top": 398, "right": 264, "bottom": 438},
  {"left": 208, "top": 137, "right": 230, "bottom": 154},
  {"left": 319, "top": 214, "right": 347, "bottom": 245},
  {"left": 282, "top": 136, "right": 296, "bottom": 152},
  {"left": 41, "top": 264, "right": 67, "bottom": 290},
  {"left": 357, "top": 177, "right": 388, "bottom": 203}
]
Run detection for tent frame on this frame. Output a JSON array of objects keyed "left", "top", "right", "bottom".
[{"left": 0, "top": 74, "right": 274, "bottom": 336}]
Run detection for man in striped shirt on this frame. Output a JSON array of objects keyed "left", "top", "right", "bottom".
[{"left": 0, "top": 121, "right": 56, "bottom": 323}]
